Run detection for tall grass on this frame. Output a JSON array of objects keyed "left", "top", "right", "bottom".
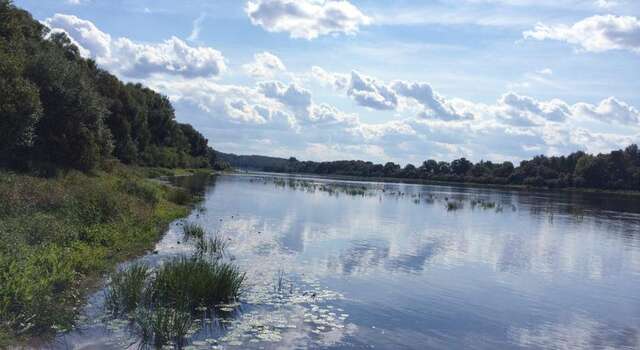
[
  {"left": 194, "top": 236, "right": 228, "bottom": 261},
  {"left": 150, "top": 257, "right": 245, "bottom": 312},
  {"left": 135, "top": 307, "right": 193, "bottom": 349},
  {"left": 0, "top": 165, "right": 193, "bottom": 346},
  {"left": 104, "top": 263, "right": 149, "bottom": 317},
  {"left": 182, "top": 222, "right": 205, "bottom": 240}
]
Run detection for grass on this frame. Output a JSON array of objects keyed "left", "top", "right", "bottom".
[
  {"left": 194, "top": 235, "right": 228, "bottom": 261},
  {"left": 182, "top": 222, "right": 206, "bottom": 240},
  {"left": 103, "top": 253, "right": 245, "bottom": 349},
  {"left": 150, "top": 257, "right": 245, "bottom": 312},
  {"left": 0, "top": 163, "right": 197, "bottom": 346},
  {"left": 135, "top": 307, "right": 193, "bottom": 349},
  {"left": 104, "top": 263, "right": 150, "bottom": 317}
]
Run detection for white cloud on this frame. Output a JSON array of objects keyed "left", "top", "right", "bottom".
[
  {"left": 245, "top": 0, "right": 372, "bottom": 40},
  {"left": 187, "top": 13, "right": 206, "bottom": 42},
  {"left": 244, "top": 52, "right": 287, "bottom": 78},
  {"left": 311, "top": 66, "right": 349, "bottom": 90},
  {"left": 523, "top": 15, "right": 640, "bottom": 53},
  {"left": 44, "top": 14, "right": 226, "bottom": 78},
  {"left": 156, "top": 72, "right": 640, "bottom": 163},
  {"left": 392, "top": 81, "right": 472, "bottom": 121},
  {"left": 573, "top": 97, "right": 640, "bottom": 125},
  {"left": 347, "top": 71, "right": 399, "bottom": 110}
]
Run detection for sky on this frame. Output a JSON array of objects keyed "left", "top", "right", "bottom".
[{"left": 14, "top": 0, "right": 640, "bottom": 165}]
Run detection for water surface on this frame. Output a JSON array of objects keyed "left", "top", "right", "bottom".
[{"left": 53, "top": 173, "right": 640, "bottom": 349}]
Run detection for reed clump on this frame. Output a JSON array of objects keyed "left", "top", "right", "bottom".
[
  {"left": 182, "top": 222, "right": 205, "bottom": 239},
  {"left": 104, "top": 246, "right": 244, "bottom": 348}
]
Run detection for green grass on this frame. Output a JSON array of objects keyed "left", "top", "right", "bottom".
[
  {"left": 150, "top": 257, "right": 245, "bottom": 312},
  {"left": 0, "top": 163, "right": 196, "bottom": 346},
  {"left": 104, "top": 263, "right": 150, "bottom": 317},
  {"left": 182, "top": 222, "right": 206, "bottom": 240},
  {"left": 135, "top": 307, "right": 193, "bottom": 349},
  {"left": 194, "top": 235, "right": 228, "bottom": 261},
  {"left": 103, "top": 254, "right": 245, "bottom": 349}
]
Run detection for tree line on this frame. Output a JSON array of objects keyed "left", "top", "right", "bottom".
[
  {"left": 0, "top": 1, "right": 222, "bottom": 174},
  {"left": 219, "top": 144, "right": 640, "bottom": 191}
]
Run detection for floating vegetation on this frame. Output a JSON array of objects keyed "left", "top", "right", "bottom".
[
  {"left": 183, "top": 223, "right": 205, "bottom": 239},
  {"left": 446, "top": 201, "right": 463, "bottom": 211}
]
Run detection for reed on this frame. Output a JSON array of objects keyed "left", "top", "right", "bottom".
[{"left": 104, "top": 263, "right": 150, "bottom": 317}]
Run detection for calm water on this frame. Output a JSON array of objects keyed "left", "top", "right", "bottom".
[{"left": 51, "top": 173, "right": 640, "bottom": 349}]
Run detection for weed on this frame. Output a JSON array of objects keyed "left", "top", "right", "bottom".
[
  {"left": 104, "top": 263, "right": 150, "bottom": 317},
  {"left": 183, "top": 223, "right": 205, "bottom": 240}
]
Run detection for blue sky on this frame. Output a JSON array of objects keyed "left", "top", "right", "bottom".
[{"left": 15, "top": 0, "right": 640, "bottom": 164}]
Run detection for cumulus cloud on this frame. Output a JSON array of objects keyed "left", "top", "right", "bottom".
[
  {"left": 311, "top": 66, "right": 349, "bottom": 90},
  {"left": 573, "top": 97, "right": 640, "bottom": 125},
  {"left": 347, "top": 71, "right": 399, "bottom": 110},
  {"left": 244, "top": 52, "right": 286, "bottom": 78},
  {"left": 153, "top": 72, "right": 640, "bottom": 164},
  {"left": 523, "top": 15, "right": 640, "bottom": 53},
  {"left": 495, "top": 92, "right": 571, "bottom": 126},
  {"left": 245, "top": 0, "right": 372, "bottom": 40},
  {"left": 44, "top": 14, "right": 226, "bottom": 78},
  {"left": 392, "top": 81, "right": 472, "bottom": 121}
]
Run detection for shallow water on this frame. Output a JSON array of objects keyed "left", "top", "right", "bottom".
[{"left": 51, "top": 173, "right": 640, "bottom": 349}]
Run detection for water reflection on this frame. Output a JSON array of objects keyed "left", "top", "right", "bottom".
[{"left": 53, "top": 173, "right": 640, "bottom": 349}]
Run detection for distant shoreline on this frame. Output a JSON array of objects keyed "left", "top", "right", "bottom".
[{"left": 232, "top": 169, "right": 640, "bottom": 197}]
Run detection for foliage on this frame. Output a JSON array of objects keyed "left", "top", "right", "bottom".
[
  {"left": 0, "top": 1, "right": 219, "bottom": 172},
  {"left": 220, "top": 144, "right": 640, "bottom": 191},
  {"left": 0, "top": 166, "right": 192, "bottom": 345}
]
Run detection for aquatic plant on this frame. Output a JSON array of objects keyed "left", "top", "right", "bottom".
[
  {"left": 194, "top": 235, "right": 228, "bottom": 261},
  {"left": 135, "top": 307, "right": 193, "bottom": 349},
  {"left": 150, "top": 257, "right": 245, "bottom": 312},
  {"left": 446, "top": 201, "right": 463, "bottom": 211},
  {"left": 104, "top": 263, "right": 150, "bottom": 317},
  {"left": 182, "top": 223, "right": 205, "bottom": 240}
]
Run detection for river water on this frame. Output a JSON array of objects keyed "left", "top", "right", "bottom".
[{"left": 50, "top": 173, "right": 640, "bottom": 349}]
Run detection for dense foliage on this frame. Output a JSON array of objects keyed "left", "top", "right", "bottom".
[
  {"left": 219, "top": 144, "right": 640, "bottom": 191},
  {"left": 0, "top": 1, "right": 220, "bottom": 173}
]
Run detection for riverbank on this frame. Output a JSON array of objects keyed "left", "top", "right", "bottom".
[
  {"left": 0, "top": 164, "right": 210, "bottom": 346},
  {"left": 238, "top": 170, "right": 640, "bottom": 198}
]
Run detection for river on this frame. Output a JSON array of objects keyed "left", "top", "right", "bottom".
[{"left": 50, "top": 173, "right": 640, "bottom": 349}]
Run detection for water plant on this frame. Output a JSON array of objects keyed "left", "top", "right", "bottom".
[
  {"left": 104, "top": 263, "right": 150, "bottom": 317},
  {"left": 150, "top": 257, "right": 245, "bottom": 312},
  {"left": 446, "top": 201, "right": 463, "bottom": 211},
  {"left": 182, "top": 223, "right": 205, "bottom": 240},
  {"left": 135, "top": 307, "right": 193, "bottom": 349},
  {"left": 194, "top": 235, "right": 228, "bottom": 261}
]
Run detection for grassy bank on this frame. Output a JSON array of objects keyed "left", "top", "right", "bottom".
[{"left": 0, "top": 164, "right": 205, "bottom": 346}]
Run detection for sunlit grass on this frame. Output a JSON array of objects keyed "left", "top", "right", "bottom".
[{"left": 150, "top": 257, "right": 245, "bottom": 312}]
